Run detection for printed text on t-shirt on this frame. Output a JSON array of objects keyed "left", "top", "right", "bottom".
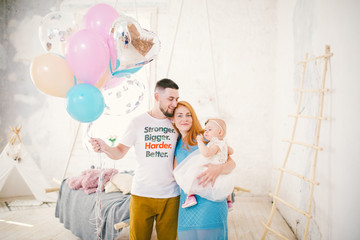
[{"left": 144, "top": 126, "right": 175, "bottom": 158}]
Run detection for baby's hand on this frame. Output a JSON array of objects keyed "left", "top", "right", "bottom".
[{"left": 196, "top": 134, "right": 203, "bottom": 142}]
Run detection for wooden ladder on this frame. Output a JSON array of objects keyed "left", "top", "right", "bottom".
[{"left": 261, "top": 45, "right": 333, "bottom": 240}]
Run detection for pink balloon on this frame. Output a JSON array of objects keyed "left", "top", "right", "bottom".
[
  {"left": 65, "top": 29, "right": 109, "bottom": 85},
  {"left": 83, "top": 4, "right": 120, "bottom": 71},
  {"left": 107, "top": 36, "right": 117, "bottom": 71},
  {"left": 83, "top": 3, "right": 120, "bottom": 38}
]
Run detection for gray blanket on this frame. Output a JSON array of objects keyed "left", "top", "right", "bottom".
[{"left": 55, "top": 179, "right": 131, "bottom": 240}]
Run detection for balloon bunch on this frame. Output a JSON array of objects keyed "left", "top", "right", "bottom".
[{"left": 30, "top": 3, "right": 159, "bottom": 123}]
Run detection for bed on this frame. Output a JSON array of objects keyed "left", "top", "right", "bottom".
[
  {"left": 54, "top": 170, "right": 246, "bottom": 240},
  {"left": 55, "top": 178, "right": 131, "bottom": 240}
]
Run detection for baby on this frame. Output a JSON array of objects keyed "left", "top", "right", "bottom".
[{"left": 173, "top": 118, "right": 235, "bottom": 210}]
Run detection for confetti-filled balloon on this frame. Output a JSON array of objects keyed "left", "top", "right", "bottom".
[
  {"left": 102, "top": 75, "right": 145, "bottom": 116},
  {"left": 39, "top": 11, "right": 77, "bottom": 55},
  {"left": 103, "top": 74, "right": 126, "bottom": 90}
]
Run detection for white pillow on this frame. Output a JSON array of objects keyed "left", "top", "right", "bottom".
[
  {"left": 110, "top": 173, "right": 133, "bottom": 194},
  {"left": 104, "top": 181, "right": 120, "bottom": 193}
]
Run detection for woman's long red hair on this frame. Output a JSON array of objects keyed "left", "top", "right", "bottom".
[{"left": 173, "top": 101, "right": 204, "bottom": 149}]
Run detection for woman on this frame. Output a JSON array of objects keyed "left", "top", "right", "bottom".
[{"left": 172, "top": 101, "right": 236, "bottom": 240}]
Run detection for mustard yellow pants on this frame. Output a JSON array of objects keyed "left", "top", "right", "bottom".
[{"left": 129, "top": 194, "right": 180, "bottom": 240}]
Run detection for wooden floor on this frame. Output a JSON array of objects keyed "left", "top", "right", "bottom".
[{"left": 0, "top": 195, "right": 296, "bottom": 240}]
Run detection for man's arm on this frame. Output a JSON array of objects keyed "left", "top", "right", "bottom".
[
  {"left": 89, "top": 138, "right": 130, "bottom": 160},
  {"left": 197, "top": 156, "right": 236, "bottom": 187},
  {"left": 112, "top": 143, "right": 131, "bottom": 159}
]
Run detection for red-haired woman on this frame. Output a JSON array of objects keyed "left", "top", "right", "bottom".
[{"left": 172, "top": 101, "right": 236, "bottom": 240}]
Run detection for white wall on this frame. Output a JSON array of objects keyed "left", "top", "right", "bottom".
[
  {"left": 156, "top": 0, "right": 277, "bottom": 195},
  {"left": 0, "top": 0, "right": 277, "bottom": 196},
  {"left": 5, "top": 0, "right": 360, "bottom": 239},
  {"left": 274, "top": 0, "right": 360, "bottom": 239},
  {"left": 2, "top": 0, "right": 360, "bottom": 239}
]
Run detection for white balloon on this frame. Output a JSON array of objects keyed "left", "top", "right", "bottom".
[
  {"left": 102, "top": 75, "right": 145, "bottom": 116},
  {"left": 39, "top": 11, "right": 77, "bottom": 55}
]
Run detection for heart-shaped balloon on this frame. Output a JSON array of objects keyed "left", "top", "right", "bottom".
[{"left": 110, "top": 15, "right": 160, "bottom": 71}]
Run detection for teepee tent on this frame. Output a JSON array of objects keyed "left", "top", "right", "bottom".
[{"left": 0, "top": 126, "right": 57, "bottom": 202}]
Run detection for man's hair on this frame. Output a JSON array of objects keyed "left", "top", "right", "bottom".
[{"left": 155, "top": 78, "right": 179, "bottom": 92}]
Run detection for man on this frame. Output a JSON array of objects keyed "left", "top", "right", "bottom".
[{"left": 90, "top": 78, "right": 180, "bottom": 239}]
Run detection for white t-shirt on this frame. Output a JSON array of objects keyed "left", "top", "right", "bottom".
[{"left": 119, "top": 112, "right": 180, "bottom": 198}]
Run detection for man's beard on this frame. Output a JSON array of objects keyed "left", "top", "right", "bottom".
[{"left": 160, "top": 105, "right": 174, "bottom": 117}]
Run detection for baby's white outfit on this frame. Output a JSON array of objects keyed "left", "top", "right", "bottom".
[{"left": 173, "top": 137, "right": 234, "bottom": 202}]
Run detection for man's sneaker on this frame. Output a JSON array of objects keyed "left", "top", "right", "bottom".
[
  {"left": 182, "top": 195, "right": 197, "bottom": 208},
  {"left": 227, "top": 200, "right": 233, "bottom": 212}
]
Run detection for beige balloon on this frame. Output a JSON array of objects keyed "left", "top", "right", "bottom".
[
  {"left": 95, "top": 68, "right": 110, "bottom": 89},
  {"left": 30, "top": 53, "right": 75, "bottom": 98}
]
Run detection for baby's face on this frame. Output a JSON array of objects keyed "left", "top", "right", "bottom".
[{"left": 204, "top": 121, "right": 222, "bottom": 141}]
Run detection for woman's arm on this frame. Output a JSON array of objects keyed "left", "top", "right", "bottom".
[
  {"left": 173, "top": 157, "right": 178, "bottom": 169},
  {"left": 228, "top": 146, "right": 234, "bottom": 155},
  {"left": 197, "top": 156, "right": 236, "bottom": 187}
]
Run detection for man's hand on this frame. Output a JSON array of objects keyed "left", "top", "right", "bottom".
[{"left": 89, "top": 138, "right": 107, "bottom": 153}]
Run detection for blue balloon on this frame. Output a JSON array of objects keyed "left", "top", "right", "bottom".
[
  {"left": 109, "top": 59, "right": 120, "bottom": 73},
  {"left": 115, "top": 59, "right": 120, "bottom": 70},
  {"left": 112, "top": 66, "right": 142, "bottom": 77},
  {"left": 66, "top": 83, "right": 105, "bottom": 123},
  {"left": 109, "top": 59, "right": 143, "bottom": 77}
]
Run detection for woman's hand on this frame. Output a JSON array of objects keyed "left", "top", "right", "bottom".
[
  {"left": 197, "top": 163, "right": 222, "bottom": 187},
  {"left": 197, "top": 157, "right": 236, "bottom": 187},
  {"left": 89, "top": 138, "right": 107, "bottom": 153}
]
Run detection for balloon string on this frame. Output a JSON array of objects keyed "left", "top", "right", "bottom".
[
  {"left": 95, "top": 154, "right": 104, "bottom": 240},
  {"left": 205, "top": 0, "right": 220, "bottom": 115},
  {"left": 166, "top": 0, "right": 184, "bottom": 78},
  {"left": 100, "top": 148, "right": 113, "bottom": 158},
  {"left": 133, "top": 0, "right": 139, "bottom": 22},
  {"left": 87, "top": 122, "right": 114, "bottom": 158},
  {"left": 62, "top": 121, "right": 81, "bottom": 180}
]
